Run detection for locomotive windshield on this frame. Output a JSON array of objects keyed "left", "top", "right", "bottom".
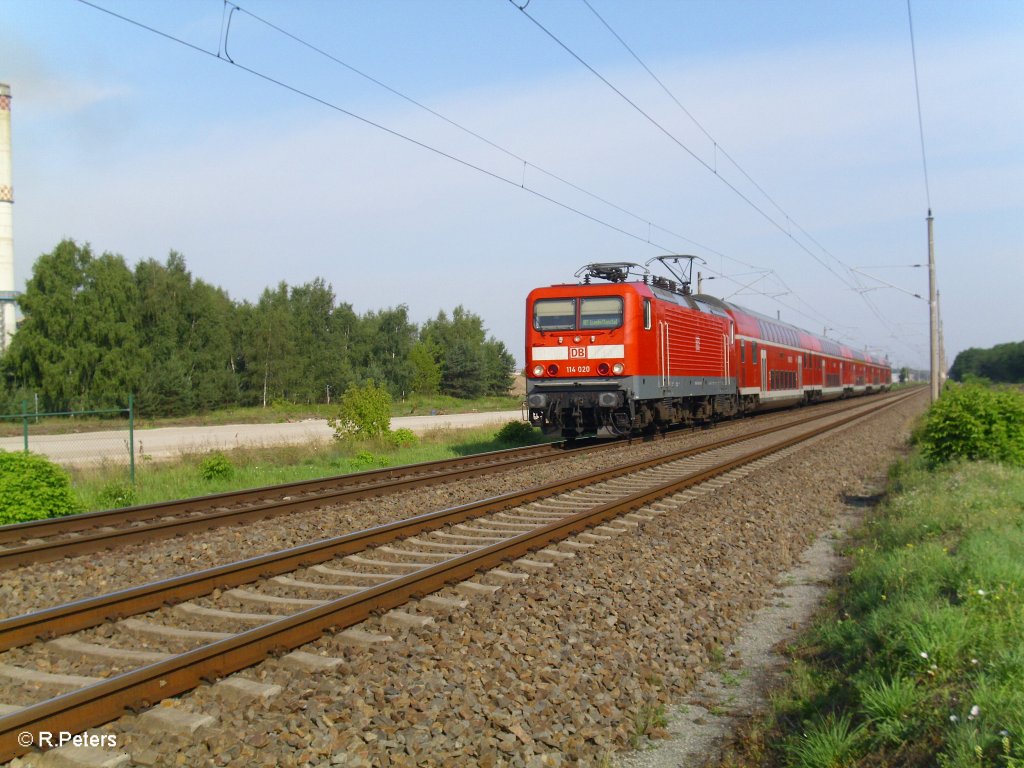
[
  {"left": 533, "top": 298, "right": 576, "bottom": 331},
  {"left": 533, "top": 296, "right": 624, "bottom": 331},
  {"left": 580, "top": 296, "right": 623, "bottom": 329}
]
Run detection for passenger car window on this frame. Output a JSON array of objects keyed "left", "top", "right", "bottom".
[
  {"left": 533, "top": 298, "right": 576, "bottom": 331},
  {"left": 580, "top": 297, "right": 624, "bottom": 330}
]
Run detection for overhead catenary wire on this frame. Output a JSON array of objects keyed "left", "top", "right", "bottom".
[
  {"left": 76, "top": 0, "right": 903, "bottom": 359},
  {"left": 72, "top": 2, "right": 806, "bottom": 308},
  {"left": 583, "top": 0, "right": 927, "bottom": 364},
  {"left": 510, "top": 0, "right": 865, "bottom": 296},
  {"left": 247, "top": 0, "right": 849, "bottom": 337},
  {"left": 526, "top": 0, "right": 927, "bottom": 354},
  {"left": 81, "top": 0, "right": 743, "bottom": 261},
  {"left": 229, "top": 4, "right": 731, "bottom": 259},
  {"left": 74, "top": 0, "right": 663, "bottom": 250},
  {"left": 231, "top": 0, "right": 847, "bottom": 329},
  {"left": 906, "top": 0, "right": 932, "bottom": 213},
  {"left": 582, "top": 0, "right": 867, "bottom": 290},
  {"left": 580, "top": 0, "right": 799, "bottom": 232}
]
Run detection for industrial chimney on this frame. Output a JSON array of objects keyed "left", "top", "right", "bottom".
[{"left": 0, "top": 82, "right": 16, "bottom": 353}]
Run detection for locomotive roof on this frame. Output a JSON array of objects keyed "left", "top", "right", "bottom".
[
  {"left": 532, "top": 280, "right": 887, "bottom": 366},
  {"left": 698, "top": 293, "right": 884, "bottom": 365}
]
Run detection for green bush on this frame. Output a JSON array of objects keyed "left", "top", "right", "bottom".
[
  {"left": 918, "top": 383, "right": 1024, "bottom": 467},
  {"left": 0, "top": 451, "right": 82, "bottom": 524},
  {"left": 328, "top": 381, "right": 392, "bottom": 439},
  {"left": 351, "top": 450, "right": 390, "bottom": 469},
  {"left": 198, "top": 452, "right": 234, "bottom": 481},
  {"left": 386, "top": 428, "right": 418, "bottom": 448},
  {"left": 95, "top": 481, "right": 138, "bottom": 510},
  {"left": 495, "top": 420, "right": 540, "bottom": 445}
]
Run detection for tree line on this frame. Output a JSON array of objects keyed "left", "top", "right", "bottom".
[
  {"left": 0, "top": 240, "right": 516, "bottom": 416},
  {"left": 949, "top": 341, "right": 1024, "bottom": 384}
]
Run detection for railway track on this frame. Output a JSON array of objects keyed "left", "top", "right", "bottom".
[
  {"left": 0, "top": 393, "right": 900, "bottom": 572},
  {"left": 0, "top": 440, "right": 606, "bottom": 570},
  {"left": 0, "top": 389, "right": 920, "bottom": 762}
]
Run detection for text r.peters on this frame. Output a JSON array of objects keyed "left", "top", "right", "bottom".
[{"left": 35, "top": 731, "right": 118, "bottom": 749}]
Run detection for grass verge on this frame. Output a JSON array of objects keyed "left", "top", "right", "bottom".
[
  {"left": 723, "top": 456, "right": 1024, "bottom": 768},
  {"left": 70, "top": 422, "right": 547, "bottom": 512}
]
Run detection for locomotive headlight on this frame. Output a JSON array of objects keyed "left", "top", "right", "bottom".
[
  {"left": 597, "top": 363, "right": 610, "bottom": 376},
  {"left": 532, "top": 364, "right": 545, "bottom": 377},
  {"left": 612, "top": 363, "right": 625, "bottom": 375},
  {"left": 547, "top": 364, "right": 560, "bottom": 376}
]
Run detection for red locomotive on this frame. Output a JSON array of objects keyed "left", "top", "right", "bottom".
[{"left": 525, "top": 257, "right": 891, "bottom": 438}]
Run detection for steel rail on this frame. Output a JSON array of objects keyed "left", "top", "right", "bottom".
[
  {"left": 0, "top": 392, "right": 897, "bottom": 550},
  {"left": 0, "top": 441, "right": 600, "bottom": 569},
  {"left": 0, "top": 388, "right": 920, "bottom": 763},
  {"left": 0, "top": 392, "right": 908, "bottom": 567},
  {"left": 0, "top": 443, "right": 574, "bottom": 540},
  {"left": 0, "top": 390, "right": 916, "bottom": 652}
]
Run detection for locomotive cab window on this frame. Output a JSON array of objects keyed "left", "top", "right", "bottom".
[
  {"left": 533, "top": 299, "right": 576, "bottom": 331},
  {"left": 643, "top": 299, "right": 652, "bottom": 331},
  {"left": 580, "top": 296, "right": 623, "bottom": 330}
]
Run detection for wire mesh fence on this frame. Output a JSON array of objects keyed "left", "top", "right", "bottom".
[{"left": 0, "top": 396, "right": 135, "bottom": 482}]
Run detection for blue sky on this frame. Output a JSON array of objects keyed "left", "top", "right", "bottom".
[{"left": 2, "top": 0, "right": 1022, "bottom": 369}]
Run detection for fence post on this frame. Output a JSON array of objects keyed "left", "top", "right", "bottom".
[
  {"left": 128, "top": 393, "right": 135, "bottom": 485},
  {"left": 21, "top": 400, "right": 28, "bottom": 453}
]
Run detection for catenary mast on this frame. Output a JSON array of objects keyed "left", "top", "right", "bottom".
[{"left": 0, "top": 83, "right": 17, "bottom": 353}]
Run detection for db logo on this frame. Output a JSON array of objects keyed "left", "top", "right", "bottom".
[{"left": 569, "top": 347, "right": 587, "bottom": 358}]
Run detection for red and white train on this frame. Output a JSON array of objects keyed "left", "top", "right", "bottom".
[{"left": 525, "top": 259, "right": 891, "bottom": 438}]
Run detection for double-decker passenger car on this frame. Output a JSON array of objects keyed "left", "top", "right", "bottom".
[{"left": 525, "top": 260, "right": 891, "bottom": 438}]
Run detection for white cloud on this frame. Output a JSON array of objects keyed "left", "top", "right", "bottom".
[{"left": 1, "top": 38, "right": 131, "bottom": 115}]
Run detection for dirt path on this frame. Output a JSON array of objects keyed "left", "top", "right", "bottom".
[
  {"left": 617, "top": 482, "right": 876, "bottom": 767},
  {"left": 0, "top": 410, "right": 524, "bottom": 466}
]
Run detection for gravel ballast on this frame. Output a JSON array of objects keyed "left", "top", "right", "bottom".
[
  {"left": 2, "top": 399, "right": 872, "bottom": 620},
  {"left": 6, "top": 392, "right": 926, "bottom": 767}
]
